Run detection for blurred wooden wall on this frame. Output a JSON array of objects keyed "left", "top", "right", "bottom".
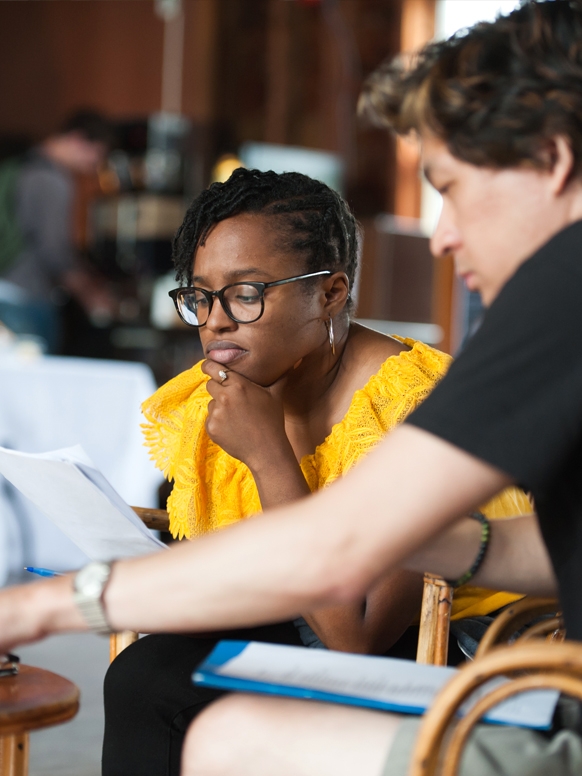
[
  {"left": 0, "top": 0, "right": 409, "bottom": 216},
  {"left": 0, "top": 0, "right": 458, "bottom": 349}
]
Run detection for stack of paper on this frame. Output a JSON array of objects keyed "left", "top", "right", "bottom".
[{"left": 0, "top": 444, "right": 165, "bottom": 561}]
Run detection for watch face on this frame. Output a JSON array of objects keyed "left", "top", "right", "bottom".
[{"left": 76, "top": 562, "right": 111, "bottom": 597}]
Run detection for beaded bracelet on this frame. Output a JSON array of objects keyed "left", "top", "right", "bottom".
[{"left": 445, "top": 511, "right": 490, "bottom": 589}]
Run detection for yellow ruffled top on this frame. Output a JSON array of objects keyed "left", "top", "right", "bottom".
[{"left": 142, "top": 337, "right": 532, "bottom": 620}]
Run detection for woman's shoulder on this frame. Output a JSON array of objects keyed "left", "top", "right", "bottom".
[
  {"left": 303, "top": 328, "right": 452, "bottom": 484},
  {"left": 345, "top": 323, "right": 452, "bottom": 390}
]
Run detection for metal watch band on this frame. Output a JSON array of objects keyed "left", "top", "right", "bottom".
[{"left": 73, "top": 561, "right": 114, "bottom": 635}]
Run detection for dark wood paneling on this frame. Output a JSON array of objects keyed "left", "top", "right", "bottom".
[
  {"left": 357, "top": 216, "right": 433, "bottom": 323},
  {"left": 0, "top": 1, "right": 164, "bottom": 140},
  {"left": 0, "top": 0, "right": 406, "bottom": 216}
]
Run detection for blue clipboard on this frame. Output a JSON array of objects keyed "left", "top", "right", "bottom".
[{"left": 193, "top": 640, "right": 559, "bottom": 729}]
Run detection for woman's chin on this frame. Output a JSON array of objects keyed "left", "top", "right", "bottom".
[
  {"left": 240, "top": 366, "right": 288, "bottom": 388},
  {"left": 207, "top": 348, "right": 248, "bottom": 366},
  {"left": 211, "top": 353, "right": 298, "bottom": 387}
]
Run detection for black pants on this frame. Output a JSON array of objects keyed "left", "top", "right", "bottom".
[
  {"left": 102, "top": 622, "right": 304, "bottom": 776},
  {"left": 101, "top": 624, "right": 463, "bottom": 776}
]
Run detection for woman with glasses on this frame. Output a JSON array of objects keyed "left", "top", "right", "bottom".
[{"left": 102, "top": 168, "right": 530, "bottom": 776}]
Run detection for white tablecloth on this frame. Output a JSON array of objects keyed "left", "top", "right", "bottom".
[{"left": 0, "top": 354, "right": 163, "bottom": 583}]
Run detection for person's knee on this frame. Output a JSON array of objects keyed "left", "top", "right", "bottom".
[
  {"left": 181, "top": 694, "right": 268, "bottom": 776},
  {"left": 104, "top": 639, "right": 141, "bottom": 711}
]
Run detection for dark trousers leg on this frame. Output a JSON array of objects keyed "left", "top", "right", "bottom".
[{"left": 102, "top": 622, "right": 303, "bottom": 776}]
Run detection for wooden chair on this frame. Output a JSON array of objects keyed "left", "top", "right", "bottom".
[
  {"left": 416, "top": 574, "right": 453, "bottom": 666},
  {"left": 475, "top": 596, "right": 563, "bottom": 658},
  {"left": 131, "top": 507, "right": 171, "bottom": 533},
  {"left": 0, "top": 665, "right": 79, "bottom": 776},
  {"left": 415, "top": 577, "right": 564, "bottom": 667},
  {"left": 410, "top": 640, "right": 582, "bottom": 776}
]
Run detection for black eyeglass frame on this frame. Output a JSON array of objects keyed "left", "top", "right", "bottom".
[{"left": 168, "top": 270, "right": 332, "bottom": 327}]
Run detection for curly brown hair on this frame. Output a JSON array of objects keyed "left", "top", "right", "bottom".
[{"left": 359, "top": 0, "right": 582, "bottom": 174}]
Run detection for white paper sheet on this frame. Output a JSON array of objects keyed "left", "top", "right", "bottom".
[
  {"left": 211, "top": 642, "right": 559, "bottom": 729},
  {"left": 0, "top": 444, "right": 165, "bottom": 562}
]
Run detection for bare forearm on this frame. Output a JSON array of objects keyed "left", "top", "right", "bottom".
[
  {"left": 0, "top": 426, "right": 548, "bottom": 649},
  {"left": 105, "top": 507, "right": 345, "bottom": 634},
  {"left": 250, "top": 446, "right": 311, "bottom": 510},
  {"left": 302, "top": 569, "right": 423, "bottom": 654},
  {"left": 58, "top": 427, "right": 522, "bottom": 634},
  {"left": 404, "top": 513, "right": 558, "bottom": 597}
]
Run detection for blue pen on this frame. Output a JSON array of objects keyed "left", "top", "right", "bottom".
[{"left": 24, "top": 566, "right": 64, "bottom": 578}]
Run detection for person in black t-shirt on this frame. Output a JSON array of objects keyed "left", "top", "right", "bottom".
[{"left": 1, "top": 3, "right": 582, "bottom": 775}]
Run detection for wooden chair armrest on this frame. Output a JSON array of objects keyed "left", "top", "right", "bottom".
[
  {"left": 517, "top": 616, "right": 565, "bottom": 644},
  {"left": 416, "top": 574, "right": 453, "bottom": 666},
  {"left": 410, "top": 641, "right": 582, "bottom": 776},
  {"left": 475, "top": 596, "right": 561, "bottom": 658},
  {"left": 109, "top": 631, "right": 139, "bottom": 662},
  {"left": 109, "top": 508, "right": 170, "bottom": 663},
  {"left": 131, "top": 506, "right": 170, "bottom": 532}
]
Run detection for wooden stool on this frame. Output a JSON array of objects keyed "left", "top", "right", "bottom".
[{"left": 0, "top": 665, "right": 79, "bottom": 776}]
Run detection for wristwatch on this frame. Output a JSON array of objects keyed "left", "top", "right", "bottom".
[{"left": 73, "top": 561, "right": 114, "bottom": 634}]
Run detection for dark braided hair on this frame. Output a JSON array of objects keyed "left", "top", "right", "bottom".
[{"left": 173, "top": 168, "right": 360, "bottom": 309}]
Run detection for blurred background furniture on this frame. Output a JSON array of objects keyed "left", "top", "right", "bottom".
[
  {"left": 0, "top": 0, "right": 520, "bottom": 377},
  {"left": 0, "top": 354, "right": 163, "bottom": 584},
  {"left": 0, "top": 664, "right": 79, "bottom": 776},
  {"left": 0, "top": 0, "right": 483, "bottom": 377}
]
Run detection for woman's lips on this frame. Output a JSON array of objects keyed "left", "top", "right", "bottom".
[{"left": 207, "top": 347, "right": 247, "bottom": 365}]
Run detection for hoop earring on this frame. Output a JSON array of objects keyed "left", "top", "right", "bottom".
[{"left": 325, "top": 317, "right": 336, "bottom": 356}]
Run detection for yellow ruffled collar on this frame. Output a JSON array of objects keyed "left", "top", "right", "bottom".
[{"left": 142, "top": 337, "right": 452, "bottom": 538}]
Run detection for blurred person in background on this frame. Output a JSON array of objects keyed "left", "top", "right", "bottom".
[{"left": 0, "top": 110, "right": 115, "bottom": 352}]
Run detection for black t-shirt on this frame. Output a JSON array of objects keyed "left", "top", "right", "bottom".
[{"left": 407, "top": 219, "right": 582, "bottom": 641}]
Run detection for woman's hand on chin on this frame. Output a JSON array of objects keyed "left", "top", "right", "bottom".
[{"left": 202, "top": 359, "right": 294, "bottom": 472}]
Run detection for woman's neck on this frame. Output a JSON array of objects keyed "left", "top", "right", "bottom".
[
  {"left": 280, "top": 322, "right": 411, "bottom": 460},
  {"left": 280, "top": 316, "right": 351, "bottom": 421}
]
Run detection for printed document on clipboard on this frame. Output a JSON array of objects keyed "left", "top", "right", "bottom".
[
  {"left": 0, "top": 444, "right": 165, "bottom": 561},
  {"left": 194, "top": 641, "right": 560, "bottom": 730}
]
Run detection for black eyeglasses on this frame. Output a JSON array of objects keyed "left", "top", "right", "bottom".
[{"left": 169, "top": 270, "right": 331, "bottom": 327}]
